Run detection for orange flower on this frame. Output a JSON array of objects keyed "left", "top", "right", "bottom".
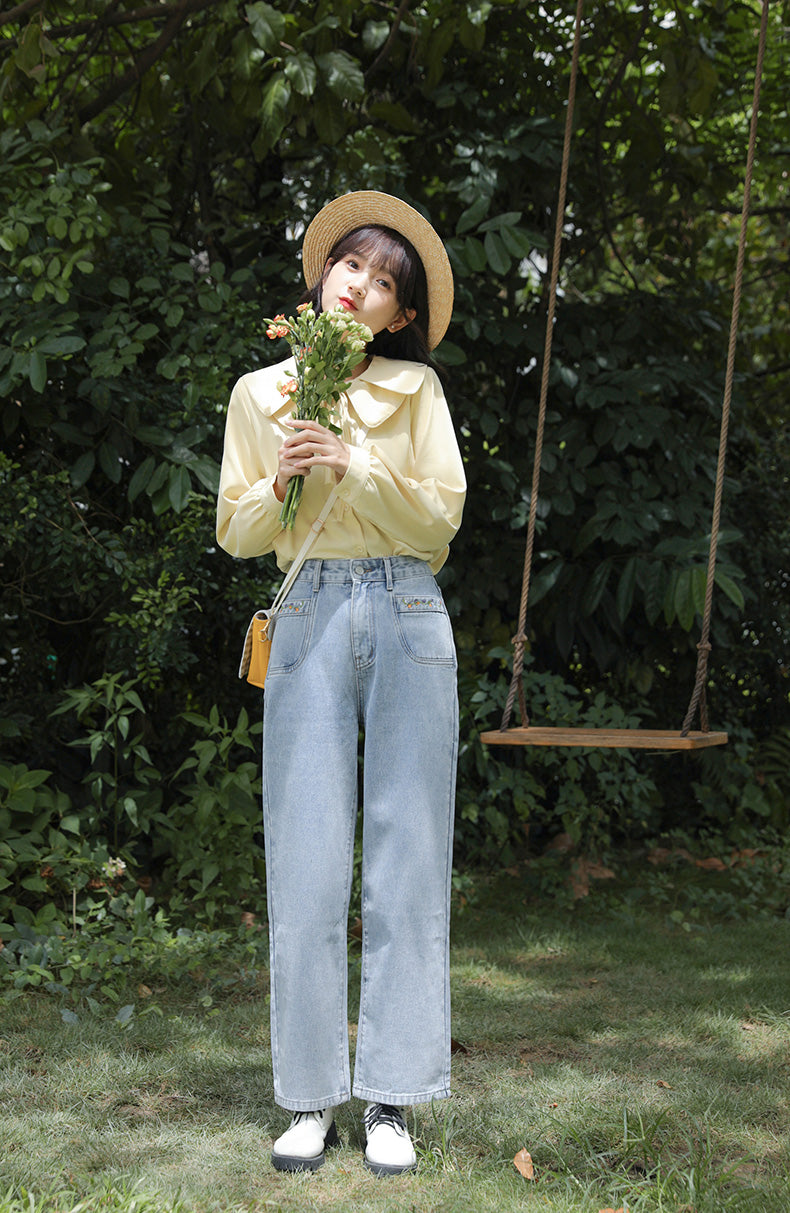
[{"left": 278, "top": 378, "right": 298, "bottom": 396}]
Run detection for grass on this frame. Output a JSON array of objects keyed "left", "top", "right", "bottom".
[{"left": 2, "top": 867, "right": 790, "bottom": 1212}]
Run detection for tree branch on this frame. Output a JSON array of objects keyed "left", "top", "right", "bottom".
[
  {"left": 0, "top": 0, "right": 41, "bottom": 28},
  {"left": 365, "top": 0, "right": 411, "bottom": 78},
  {"left": 46, "top": 3, "right": 201, "bottom": 40},
  {"left": 591, "top": 2, "right": 652, "bottom": 290},
  {"left": 75, "top": 0, "right": 219, "bottom": 125}
]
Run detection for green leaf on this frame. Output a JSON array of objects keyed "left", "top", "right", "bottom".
[
  {"left": 479, "top": 211, "right": 522, "bottom": 232},
  {"left": 128, "top": 456, "right": 155, "bottom": 502},
  {"left": 616, "top": 556, "right": 638, "bottom": 623},
  {"left": 98, "top": 442, "right": 121, "bottom": 484},
  {"left": 29, "top": 350, "right": 47, "bottom": 392},
  {"left": 484, "top": 231, "right": 511, "bottom": 276},
  {"left": 362, "top": 19, "right": 390, "bottom": 52},
  {"left": 691, "top": 565, "right": 709, "bottom": 617},
  {"left": 582, "top": 559, "right": 610, "bottom": 616},
  {"left": 201, "top": 862, "right": 220, "bottom": 891},
  {"left": 36, "top": 335, "right": 85, "bottom": 356},
  {"left": 284, "top": 52, "right": 317, "bottom": 97},
  {"left": 367, "top": 100, "right": 417, "bottom": 132},
  {"left": 260, "top": 74, "right": 291, "bottom": 146},
  {"left": 313, "top": 94, "right": 346, "bottom": 146},
  {"left": 529, "top": 559, "right": 564, "bottom": 608},
  {"left": 317, "top": 51, "right": 364, "bottom": 102},
  {"left": 462, "top": 236, "right": 486, "bottom": 273},
  {"left": 456, "top": 197, "right": 489, "bottom": 235},
  {"left": 191, "top": 455, "right": 220, "bottom": 493},
  {"left": 168, "top": 465, "right": 191, "bottom": 513},
  {"left": 245, "top": 1, "right": 285, "bottom": 50},
  {"left": 714, "top": 568, "right": 745, "bottom": 611},
  {"left": 115, "top": 1004, "right": 135, "bottom": 1025},
  {"left": 674, "top": 568, "right": 695, "bottom": 631},
  {"left": 70, "top": 451, "right": 95, "bottom": 488}
]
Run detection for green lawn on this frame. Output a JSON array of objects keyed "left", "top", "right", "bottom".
[{"left": 2, "top": 870, "right": 790, "bottom": 1212}]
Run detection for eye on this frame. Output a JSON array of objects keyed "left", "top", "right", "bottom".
[
  {"left": 346, "top": 257, "right": 359, "bottom": 269},
  {"left": 377, "top": 276, "right": 393, "bottom": 290}
]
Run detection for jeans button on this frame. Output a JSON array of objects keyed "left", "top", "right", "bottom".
[{"left": 353, "top": 563, "right": 365, "bottom": 576}]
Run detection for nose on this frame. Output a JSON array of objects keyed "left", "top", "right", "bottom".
[{"left": 347, "top": 271, "right": 366, "bottom": 297}]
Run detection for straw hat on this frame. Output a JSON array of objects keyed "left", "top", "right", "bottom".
[{"left": 302, "top": 190, "right": 453, "bottom": 350}]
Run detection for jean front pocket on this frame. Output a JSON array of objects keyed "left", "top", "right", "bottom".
[
  {"left": 268, "top": 595, "right": 315, "bottom": 674},
  {"left": 392, "top": 593, "right": 456, "bottom": 666}
]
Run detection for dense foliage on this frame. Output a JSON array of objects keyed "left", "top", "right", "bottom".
[{"left": 1, "top": 0, "right": 788, "bottom": 940}]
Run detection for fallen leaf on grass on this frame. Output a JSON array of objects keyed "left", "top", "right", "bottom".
[
  {"left": 570, "top": 857, "right": 616, "bottom": 900},
  {"left": 599, "top": 1207, "right": 625, "bottom": 1212},
  {"left": 513, "top": 1148, "right": 535, "bottom": 1179},
  {"left": 694, "top": 856, "right": 728, "bottom": 871},
  {"left": 240, "top": 911, "right": 257, "bottom": 929},
  {"left": 545, "top": 832, "right": 575, "bottom": 853},
  {"left": 730, "top": 848, "right": 761, "bottom": 867},
  {"left": 450, "top": 1037, "right": 469, "bottom": 1054},
  {"left": 656, "top": 1079, "right": 672, "bottom": 1088},
  {"left": 137, "top": 984, "right": 152, "bottom": 999},
  {"left": 647, "top": 847, "right": 692, "bottom": 865}
]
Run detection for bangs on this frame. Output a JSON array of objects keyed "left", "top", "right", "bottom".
[{"left": 328, "top": 225, "right": 421, "bottom": 309}]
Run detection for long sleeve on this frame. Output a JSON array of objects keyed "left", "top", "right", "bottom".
[
  {"left": 336, "top": 365, "right": 465, "bottom": 554},
  {"left": 216, "top": 357, "right": 466, "bottom": 573},
  {"left": 216, "top": 368, "right": 287, "bottom": 558}
]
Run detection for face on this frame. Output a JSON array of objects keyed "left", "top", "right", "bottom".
[{"left": 321, "top": 251, "right": 416, "bottom": 337}]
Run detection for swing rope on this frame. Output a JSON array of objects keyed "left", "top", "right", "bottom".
[
  {"left": 500, "top": 0, "right": 585, "bottom": 734},
  {"left": 680, "top": 0, "right": 770, "bottom": 736},
  {"left": 499, "top": 0, "right": 770, "bottom": 740}
]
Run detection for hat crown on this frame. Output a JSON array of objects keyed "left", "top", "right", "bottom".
[{"left": 302, "top": 191, "right": 453, "bottom": 351}]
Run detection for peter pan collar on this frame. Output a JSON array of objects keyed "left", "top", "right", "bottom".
[
  {"left": 346, "top": 357, "right": 428, "bottom": 427},
  {"left": 247, "top": 356, "right": 428, "bottom": 428}
]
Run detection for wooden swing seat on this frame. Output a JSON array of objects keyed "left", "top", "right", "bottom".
[
  {"left": 477, "top": 1, "right": 768, "bottom": 753},
  {"left": 479, "top": 727, "right": 728, "bottom": 750}
]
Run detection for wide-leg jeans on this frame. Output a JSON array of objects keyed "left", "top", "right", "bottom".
[{"left": 261, "top": 556, "right": 459, "bottom": 1111}]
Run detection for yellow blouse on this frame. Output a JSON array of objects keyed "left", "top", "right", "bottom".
[{"left": 216, "top": 355, "right": 466, "bottom": 574}]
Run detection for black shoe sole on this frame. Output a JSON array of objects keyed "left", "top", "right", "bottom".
[
  {"left": 364, "top": 1155, "right": 418, "bottom": 1178},
  {"left": 271, "top": 1121, "right": 340, "bottom": 1172},
  {"left": 361, "top": 1149, "right": 417, "bottom": 1179}
]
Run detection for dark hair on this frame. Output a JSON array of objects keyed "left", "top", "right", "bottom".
[{"left": 301, "top": 225, "right": 434, "bottom": 365}]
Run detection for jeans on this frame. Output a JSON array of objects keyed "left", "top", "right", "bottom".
[{"left": 261, "top": 556, "right": 459, "bottom": 1111}]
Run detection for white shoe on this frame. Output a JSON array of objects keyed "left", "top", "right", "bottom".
[
  {"left": 271, "top": 1108, "right": 339, "bottom": 1171},
  {"left": 363, "top": 1103, "right": 417, "bottom": 1176}
]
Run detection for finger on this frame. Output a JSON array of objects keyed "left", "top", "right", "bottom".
[{"left": 284, "top": 418, "right": 326, "bottom": 433}]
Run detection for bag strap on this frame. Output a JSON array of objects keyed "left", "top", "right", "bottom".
[{"left": 268, "top": 423, "right": 369, "bottom": 615}]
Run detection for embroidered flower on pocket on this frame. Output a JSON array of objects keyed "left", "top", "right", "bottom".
[
  {"left": 399, "top": 596, "right": 441, "bottom": 611},
  {"left": 280, "top": 599, "right": 308, "bottom": 615}
]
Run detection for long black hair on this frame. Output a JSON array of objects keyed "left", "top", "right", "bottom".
[{"left": 301, "top": 224, "right": 434, "bottom": 365}]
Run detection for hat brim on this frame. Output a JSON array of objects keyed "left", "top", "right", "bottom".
[{"left": 302, "top": 191, "right": 453, "bottom": 351}]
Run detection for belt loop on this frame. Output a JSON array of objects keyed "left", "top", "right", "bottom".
[
  {"left": 312, "top": 559, "right": 322, "bottom": 593},
  {"left": 384, "top": 556, "right": 393, "bottom": 591}
]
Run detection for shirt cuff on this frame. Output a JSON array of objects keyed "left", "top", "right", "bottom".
[
  {"left": 336, "top": 444, "right": 370, "bottom": 504},
  {"left": 244, "top": 476, "right": 280, "bottom": 510}
]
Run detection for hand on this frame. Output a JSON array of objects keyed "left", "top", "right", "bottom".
[{"left": 274, "top": 419, "right": 351, "bottom": 502}]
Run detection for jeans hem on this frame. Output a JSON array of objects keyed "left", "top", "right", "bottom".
[
  {"left": 351, "top": 1084, "right": 451, "bottom": 1105},
  {"left": 275, "top": 1092, "right": 351, "bottom": 1112}
]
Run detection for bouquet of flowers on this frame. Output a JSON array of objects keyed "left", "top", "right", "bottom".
[{"left": 265, "top": 303, "right": 374, "bottom": 529}]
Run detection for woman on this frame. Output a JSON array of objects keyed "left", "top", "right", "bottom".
[{"left": 216, "top": 191, "right": 466, "bottom": 1176}]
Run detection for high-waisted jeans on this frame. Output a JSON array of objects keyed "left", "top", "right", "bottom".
[{"left": 261, "top": 556, "right": 459, "bottom": 1111}]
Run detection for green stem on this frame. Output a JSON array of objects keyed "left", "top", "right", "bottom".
[{"left": 280, "top": 474, "right": 304, "bottom": 529}]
